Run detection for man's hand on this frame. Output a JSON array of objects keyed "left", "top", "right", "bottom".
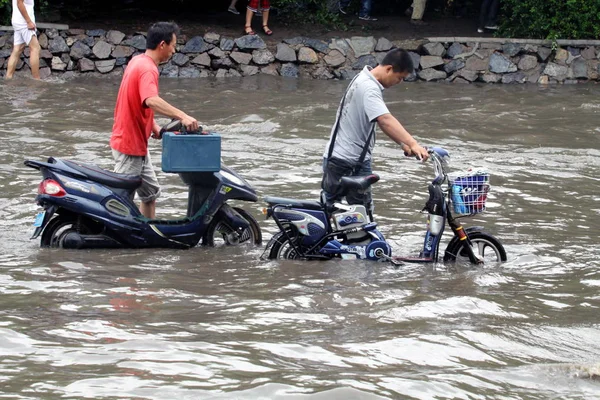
[
  {"left": 27, "top": 21, "right": 36, "bottom": 30},
  {"left": 402, "top": 143, "right": 429, "bottom": 161},
  {"left": 181, "top": 115, "right": 199, "bottom": 132}
]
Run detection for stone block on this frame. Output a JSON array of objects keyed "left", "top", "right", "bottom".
[
  {"left": 111, "top": 45, "right": 134, "bottom": 59},
  {"left": 518, "top": 55, "right": 538, "bottom": 71},
  {"left": 298, "top": 47, "right": 318, "bottom": 64},
  {"left": 231, "top": 51, "right": 253, "bottom": 65},
  {"left": 107, "top": 30, "right": 126, "bottom": 45},
  {"left": 95, "top": 59, "right": 116, "bottom": 73},
  {"left": 191, "top": 53, "right": 211, "bottom": 67},
  {"left": 420, "top": 55, "right": 444, "bottom": 69},
  {"left": 253, "top": 49, "right": 275, "bottom": 65},
  {"left": 418, "top": 68, "right": 446, "bottom": 81},
  {"left": 423, "top": 42, "right": 445, "bottom": 57},
  {"left": 275, "top": 43, "right": 296, "bottom": 62},
  {"left": 375, "top": 37, "right": 393, "bottom": 52},
  {"left": 92, "top": 40, "right": 112, "bottom": 59}
]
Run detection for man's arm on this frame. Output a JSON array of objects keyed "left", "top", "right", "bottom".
[
  {"left": 376, "top": 113, "right": 429, "bottom": 160},
  {"left": 145, "top": 96, "right": 199, "bottom": 131},
  {"left": 16, "top": 0, "right": 35, "bottom": 30}
]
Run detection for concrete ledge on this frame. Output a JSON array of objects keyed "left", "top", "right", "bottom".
[
  {"left": 0, "top": 22, "right": 69, "bottom": 31},
  {"left": 1, "top": 27, "right": 599, "bottom": 83},
  {"left": 427, "top": 37, "right": 600, "bottom": 46}
]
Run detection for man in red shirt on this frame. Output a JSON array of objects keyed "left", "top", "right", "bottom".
[{"left": 110, "top": 22, "right": 198, "bottom": 219}]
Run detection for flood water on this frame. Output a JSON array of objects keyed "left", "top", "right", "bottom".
[{"left": 1, "top": 75, "right": 599, "bottom": 399}]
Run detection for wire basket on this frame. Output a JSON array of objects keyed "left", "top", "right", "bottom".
[{"left": 449, "top": 173, "right": 490, "bottom": 216}]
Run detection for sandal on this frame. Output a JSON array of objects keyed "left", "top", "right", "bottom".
[
  {"left": 262, "top": 25, "right": 273, "bottom": 36},
  {"left": 244, "top": 25, "right": 256, "bottom": 35}
]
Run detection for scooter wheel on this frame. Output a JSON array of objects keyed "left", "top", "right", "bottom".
[
  {"left": 203, "top": 207, "right": 262, "bottom": 247},
  {"left": 443, "top": 231, "right": 507, "bottom": 264}
]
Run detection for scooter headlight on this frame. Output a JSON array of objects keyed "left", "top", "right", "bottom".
[{"left": 220, "top": 170, "right": 246, "bottom": 186}]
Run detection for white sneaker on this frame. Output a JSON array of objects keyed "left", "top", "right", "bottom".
[
  {"left": 484, "top": 25, "right": 498, "bottom": 30},
  {"left": 477, "top": 28, "right": 484, "bottom": 33},
  {"left": 228, "top": 7, "right": 240, "bottom": 14},
  {"left": 359, "top": 15, "right": 377, "bottom": 21}
]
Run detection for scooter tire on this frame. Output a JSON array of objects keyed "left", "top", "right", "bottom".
[
  {"left": 203, "top": 207, "right": 262, "bottom": 247},
  {"left": 40, "top": 215, "right": 87, "bottom": 248},
  {"left": 443, "top": 231, "right": 507, "bottom": 264},
  {"left": 267, "top": 228, "right": 305, "bottom": 260}
]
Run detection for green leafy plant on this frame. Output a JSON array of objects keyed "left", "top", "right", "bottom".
[
  {"left": 271, "top": 0, "right": 345, "bottom": 29},
  {"left": 499, "top": 0, "right": 600, "bottom": 40},
  {"left": 0, "top": 0, "right": 10, "bottom": 25}
]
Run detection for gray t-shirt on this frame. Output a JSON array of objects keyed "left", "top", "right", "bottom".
[{"left": 323, "top": 66, "right": 390, "bottom": 163}]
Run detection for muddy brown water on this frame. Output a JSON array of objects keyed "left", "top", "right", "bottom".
[{"left": 0, "top": 76, "right": 599, "bottom": 399}]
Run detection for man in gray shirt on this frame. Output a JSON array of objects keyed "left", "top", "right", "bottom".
[{"left": 321, "top": 48, "right": 428, "bottom": 216}]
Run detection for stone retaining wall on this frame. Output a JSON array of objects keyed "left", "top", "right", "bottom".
[{"left": 1, "top": 27, "right": 599, "bottom": 83}]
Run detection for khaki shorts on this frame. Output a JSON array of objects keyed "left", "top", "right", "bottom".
[{"left": 112, "top": 149, "right": 161, "bottom": 203}]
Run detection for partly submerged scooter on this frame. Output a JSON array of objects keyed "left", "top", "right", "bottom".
[{"left": 24, "top": 120, "right": 262, "bottom": 249}]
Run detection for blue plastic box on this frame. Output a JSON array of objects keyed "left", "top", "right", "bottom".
[{"left": 161, "top": 132, "right": 221, "bottom": 173}]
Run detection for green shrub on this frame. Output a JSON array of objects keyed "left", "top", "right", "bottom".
[
  {"left": 500, "top": 0, "right": 600, "bottom": 40},
  {"left": 0, "top": 0, "right": 10, "bottom": 25},
  {"left": 271, "top": 0, "right": 343, "bottom": 27}
]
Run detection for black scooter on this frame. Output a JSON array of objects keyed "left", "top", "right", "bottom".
[{"left": 24, "top": 120, "right": 262, "bottom": 249}]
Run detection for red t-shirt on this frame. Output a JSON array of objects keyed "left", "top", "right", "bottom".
[{"left": 110, "top": 54, "right": 159, "bottom": 156}]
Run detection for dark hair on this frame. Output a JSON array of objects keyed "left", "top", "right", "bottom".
[
  {"left": 146, "top": 22, "right": 180, "bottom": 50},
  {"left": 381, "top": 48, "right": 414, "bottom": 74}
]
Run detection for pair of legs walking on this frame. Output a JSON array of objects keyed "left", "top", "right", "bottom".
[{"left": 5, "top": 28, "right": 40, "bottom": 79}]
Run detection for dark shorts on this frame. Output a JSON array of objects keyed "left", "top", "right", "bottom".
[{"left": 321, "top": 157, "right": 373, "bottom": 213}]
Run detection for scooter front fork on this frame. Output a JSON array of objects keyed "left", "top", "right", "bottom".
[{"left": 450, "top": 222, "right": 484, "bottom": 265}]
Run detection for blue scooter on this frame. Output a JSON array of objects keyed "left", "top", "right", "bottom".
[
  {"left": 24, "top": 121, "right": 262, "bottom": 249},
  {"left": 263, "top": 147, "right": 506, "bottom": 265}
]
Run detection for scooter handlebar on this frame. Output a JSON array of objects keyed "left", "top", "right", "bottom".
[{"left": 159, "top": 119, "right": 204, "bottom": 138}]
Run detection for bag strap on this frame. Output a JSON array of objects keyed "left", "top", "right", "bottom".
[
  {"left": 327, "top": 74, "right": 363, "bottom": 161},
  {"left": 357, "top": 126, "right": 375, "bottom": 165}
]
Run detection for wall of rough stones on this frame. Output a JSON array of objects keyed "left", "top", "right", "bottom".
[{"left": 1, "top": 27, "right": 599, "bottom": 83}]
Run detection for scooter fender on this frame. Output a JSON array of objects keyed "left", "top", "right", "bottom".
[
  {"left": 30, "top": 205, "right": 57, "bottom": 240},
  {"left": 444, "top": 226, "right": 485, "bottom": 254},
  {"left": 215, "top": 204, "right": 250, "bottom": 232}
]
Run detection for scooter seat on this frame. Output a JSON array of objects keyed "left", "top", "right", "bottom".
[
  {"left": 62, "top": 160, "right": 142, "bottom": 190},
  {"left": 340, "top": 174, "right": 380, "bottom": 193},
  {"left": 264, "top": 196, "right": 323, "bottom": 210}
]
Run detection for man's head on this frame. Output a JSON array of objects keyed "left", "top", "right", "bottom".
[
  {"left": 377, "top": 48, "right": 414, "bottom": 88},
  {"left": 146, "top": 22, "right": 180, "bottom": 63}
]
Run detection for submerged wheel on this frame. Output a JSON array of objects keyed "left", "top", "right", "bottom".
[
  {"left": 267, "top": 231, "right": 304, "bottom": 260},
  {"left": 203, "top": 207, "right": 262, "bottom": 247},
  {"left": 266, "top": 224, "right": 321, "bottom": 260},
  {"left": 40, "top": 215, "right": 92, "bottom": 248},
  {"left": 443, "top": 231, "right": 507, "bottom": 264}
]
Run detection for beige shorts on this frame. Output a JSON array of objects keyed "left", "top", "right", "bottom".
[
  {"left": 112, "top": 149, "right": 161, "bottom": 203},
  {"left": 13, "top": 27, "right": 36, "bottom": 46}
]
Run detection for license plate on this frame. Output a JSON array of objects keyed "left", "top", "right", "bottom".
[{"left": 33, "top": 211, "right": 46, "bottom": 227}]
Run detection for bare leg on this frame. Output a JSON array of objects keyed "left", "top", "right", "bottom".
[
  {"left": 140, "top": 200, "right": 156, "bottom": 219},
  {"left": 5, "top": 43, "right": 25, "bottom": 79},
  {"left": 262, "top": 9, "right": 270, "bottom": 32},
  {"left": 28, "top": 36, "right": 41, "bottom": 79},
  {"left": 411, "top": 0, "right": 427, "bottom": 20},
  {"left": 244, "top": 8, "right": 254, "bottom": 33},
  {"left": 229, "top": 0, "right": 237, "bottom": 7}
]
